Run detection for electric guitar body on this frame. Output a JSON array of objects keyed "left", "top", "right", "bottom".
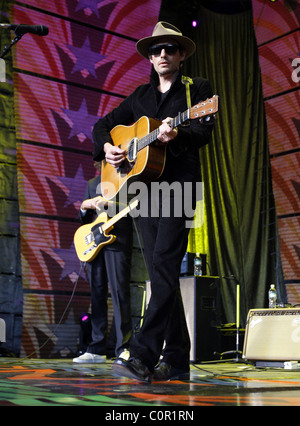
[
  {"left": 74, "top": 212, "right": 115, "bottom": 262},
  {"left": 74, "top": 199, "right": 139, "bottom": 262}
]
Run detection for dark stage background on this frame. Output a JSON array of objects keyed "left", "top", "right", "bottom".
[{"left": 0, "top": 0, "right": 299, "bottom": 358}]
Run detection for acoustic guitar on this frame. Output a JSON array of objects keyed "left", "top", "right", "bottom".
[
  {"left": 101, "top": 95, "right": 219, "bottom": 200},
  {"left": 74, "top": 199, "right": 138, "bottom": 262}
]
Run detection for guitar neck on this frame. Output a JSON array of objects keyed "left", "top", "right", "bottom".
[
  {"left": 134, "top": 95, "right": 218, "bottom": 154},
  {"left": 138, "top": 109, "right": 189, "bottom": 152},
  {"left": 102, "top": 200, "right": 138, "bottom": 232}
]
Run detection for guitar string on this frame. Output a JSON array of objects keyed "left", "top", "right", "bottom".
[
  {"left": 127, "top": 96, "right": 217, "bottom": 159},
  {"left": 137, "top": 110, "right": 189, "bottom": 152}
]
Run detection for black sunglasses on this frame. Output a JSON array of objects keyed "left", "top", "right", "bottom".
[{"left": 148, "top": 43, "right": 180, "bottom": 57}]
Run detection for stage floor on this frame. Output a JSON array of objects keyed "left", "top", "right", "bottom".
[{"left": 1, "top": 357, "right": 300, "bottom": 407}]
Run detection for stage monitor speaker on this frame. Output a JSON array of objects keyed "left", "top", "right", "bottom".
[
  {"left": 242, "top": 308, "right": 300, "bottom": 361},
  {"left": 146, "top": 276, "right": 220, "bottom": 362}
]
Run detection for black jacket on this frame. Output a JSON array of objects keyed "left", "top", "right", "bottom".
[{"left": 93, "top": 69, "right": 214, "bottom": 185}]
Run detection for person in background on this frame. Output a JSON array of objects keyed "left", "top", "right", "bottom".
[{"left": 73, "top": 164, "right": 133, "bottom": 363}]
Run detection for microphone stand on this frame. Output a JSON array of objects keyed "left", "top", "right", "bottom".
[
  {"left": 0, "top": 33, "right": 23, "bottom": 59},
  {"left": 218, "top": 275, "right": 243, "bottom": 362},
  {"left": 201, "top": 275, "right": 246, "bottom": 365}
]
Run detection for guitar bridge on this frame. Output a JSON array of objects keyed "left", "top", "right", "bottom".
[
  {"left": 85, "top": 232, "right": 94, "bottom": 245},
  {"left": 85, "top": 225, "right": 104, "bottom": 246}
]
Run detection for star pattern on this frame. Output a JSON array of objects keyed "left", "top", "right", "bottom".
[
  {"left": 14, "top": 0, "right": 161, "bottom": 360},
  {"left": 63, "top": 98, "right": 98, "bottom": 141},
  {"left": 75, "top": 0, "right": 105, "bottom": 18},
  {"left": 47, "top": 308, "right": 81, "bottom": 356},
  {"left": 68, "top": 37, "right": 105, "bottom": 78},
  {"left": 58, "top": 165, "right": 88, "bottom": 208},
  {"left": 53, "top": 242, "right": 83, "bottom": 280}
]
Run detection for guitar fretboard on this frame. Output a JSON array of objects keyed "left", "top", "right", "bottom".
[
  {"left": 137, "top": 109, "right": 190, "bottom": 152},
  {"left": 102, "top": 199, "right": 139, "bottom": 232}
]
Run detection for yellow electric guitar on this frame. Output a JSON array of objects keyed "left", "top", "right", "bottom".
[
  {"left": 74, "top": 199, "right": 138, "bottom": 262},
  {"left": 101, "top": 95, "right": 219, "bottom": 200}
]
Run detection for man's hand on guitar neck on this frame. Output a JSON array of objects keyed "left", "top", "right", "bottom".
[
  {"left": 81, "top": 196, "right": 113, "bottom": 212},
  {"left": 104, "top": 142, "right": 126, "bottom": 168},
  {"left": 157, "top": 117, "right": 178, "bottom": 143}
]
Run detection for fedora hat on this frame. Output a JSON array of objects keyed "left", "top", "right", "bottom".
[{"left": 136, "top": 21, "right": 196, "bottom": 60}]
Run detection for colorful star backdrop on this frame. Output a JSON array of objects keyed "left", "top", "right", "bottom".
[
  {"left": 252, "top": 0, "right": 300, "bottom": 303},
  {"left": 12, "top": 0, "right": 161, "bottom": 357}
]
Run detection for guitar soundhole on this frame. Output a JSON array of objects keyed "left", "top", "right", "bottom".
[{"left": 127, "top": 137, "right": 138, "bottom": 162}]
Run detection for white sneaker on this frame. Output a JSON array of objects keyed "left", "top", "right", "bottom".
[
  {"left": 73, "top": 352, "right": 106, "bottom": 363},
  {"left": 118, "top": 349, "right": 130, "bottom": 361}
]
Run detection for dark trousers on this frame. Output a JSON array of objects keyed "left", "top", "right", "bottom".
[
  {"left": 87, "top": 247, "right": 132, "bottom": 357},
  {"left": 130, "top": 194, "right": 191, "bottom": 371}
]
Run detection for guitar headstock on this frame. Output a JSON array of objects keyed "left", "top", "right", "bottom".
[{"left": 190, "top": 95, "right": 219, "bottom": 121}]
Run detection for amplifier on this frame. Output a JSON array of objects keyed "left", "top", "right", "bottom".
[
  {"left": 146, "top": 276, "right": 220, "bottom": 361},
  {"left": 242, "top": 308, "right": 300, "bottom": 361}
]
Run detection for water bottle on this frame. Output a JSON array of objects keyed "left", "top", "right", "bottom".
[
  {"left": 268, "top": 284, "right": 277, "bottom": 309},
  {"left": 194, "top": 253, "right": 202, "bottom": 277}
]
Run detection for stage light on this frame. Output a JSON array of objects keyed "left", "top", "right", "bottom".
[
  {"left": 192, "top": 20, "right": 198, "bottom": 28},
  {"left": 78, "top": 313, "right": 92, "bottom": 354},
  {"left": 81, "top": 314, "right": 89, "bottom": 322}
]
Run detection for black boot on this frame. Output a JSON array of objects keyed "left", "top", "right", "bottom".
[
  {"left": 112, "top": 357, "right": 152, "bottom": 383},
  {"left": 153, "top": 361, "right": 190, "bottom": 381}
]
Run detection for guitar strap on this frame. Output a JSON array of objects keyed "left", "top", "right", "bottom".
[{"left": 181, "top": 75, "right": 193, "bottom": 109}]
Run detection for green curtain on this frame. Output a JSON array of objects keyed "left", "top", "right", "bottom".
[{"left": 183, "top": 6, "right": 285, "bottom": 325}]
